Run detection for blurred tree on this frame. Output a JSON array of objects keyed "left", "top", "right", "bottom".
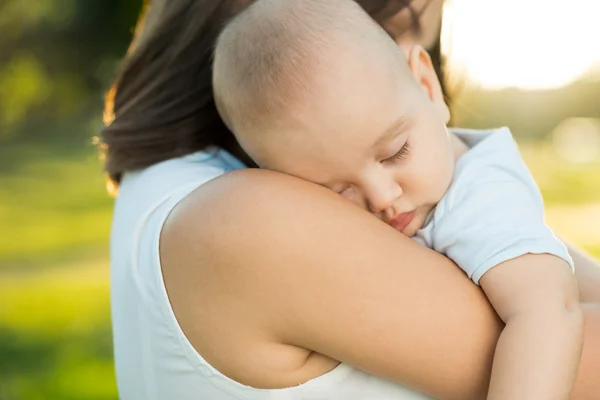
[{"left": 0, "top": 0, "right": 142, "bottom": 142}]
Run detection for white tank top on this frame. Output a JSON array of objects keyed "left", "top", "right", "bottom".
[{"left": 110, "top": 147, "right": 433, "bottom": 400}]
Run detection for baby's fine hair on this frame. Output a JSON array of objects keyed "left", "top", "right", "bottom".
[{"left": 213, "top": 0, "right": 397, "bottom": 136}]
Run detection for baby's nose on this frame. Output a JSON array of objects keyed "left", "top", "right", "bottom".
[
  {"left": 367, "top": 186, "right": 403, "bottom": 215},
  {"left": 368, "top": 196, "right": 392, "bottom": 215}
]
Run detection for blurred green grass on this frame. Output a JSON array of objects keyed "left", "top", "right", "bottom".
[
  {"left": 0, "top": 141, "right": 116, "bottom": 400},
  {"left": 0, "top": 260, "right": 115, "bottom": 400},
  {"left": 520, "top": 142, "right": 600, "bottom": 255},
  {"left": 0, "top": 139, "right": 598, "bottom": 400},
  {"left": 0, "top": 140, "right": 112, "bottom": 266}
]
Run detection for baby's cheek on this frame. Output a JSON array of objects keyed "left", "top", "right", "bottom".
[
  {"left": 439, "top": 140, "right": 457, "bottom": 190},
  {"left": 437, "top": 158, "right": 455, "bottom": 197},
  {"left": 421, "top": 161, "right": 453, "bottom": 205},
  {"left": 340, "top": 188, "right": 368, "bottom": 211}
]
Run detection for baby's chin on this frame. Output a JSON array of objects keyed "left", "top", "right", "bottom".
[
  {"left": 402, "top": 222, "right": 422, "bottom": 238},
  {"left": 402, "top": 205, "right": 434, "bottom": 238}
]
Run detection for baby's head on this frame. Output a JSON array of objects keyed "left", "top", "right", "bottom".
[{"left": 213, "top": 0, "right": 454, "bottom": 236}]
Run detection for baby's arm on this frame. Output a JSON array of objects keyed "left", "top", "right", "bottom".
[
  {"left": 479, "top": 254, "right": 583, "bottom": 400},
  {"left": 430, "top": 129, "right": 584, "bottom": 398}
]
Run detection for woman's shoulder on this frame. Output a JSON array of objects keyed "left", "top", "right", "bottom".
[
  {"left": 160, "top": 168, "right": 499, "bottom": 399},
  {"left": 121, "top": 148, "right": 244, "bottom": 192},
  {"left": 114, "top": 148, "right": 245, "bottom": 218},
  {"left": 163, "top": 168, "right": 354, "bottom": 246},
  {"left": 159, "top": 169, "right": 349, "bottom": 388}
]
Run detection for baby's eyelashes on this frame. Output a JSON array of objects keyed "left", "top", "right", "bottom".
[{"left": 381, "top": 142, "right": 411, "bottom": 164}]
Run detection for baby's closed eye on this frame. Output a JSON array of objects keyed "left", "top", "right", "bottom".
[{"left": 382, "top": 141, "right": 411, "bottom": 164}]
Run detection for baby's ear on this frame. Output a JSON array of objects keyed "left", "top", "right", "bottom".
[{"left": 406, "top": 45, "right": 450, "bottom": 124}]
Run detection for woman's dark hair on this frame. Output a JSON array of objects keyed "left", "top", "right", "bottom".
[{"left": 101, "top": 0, "right": 446, "bottom": 186}]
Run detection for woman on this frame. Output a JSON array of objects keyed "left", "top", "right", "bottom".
[{"left": 102, "top": 1, "right": 600, "bottom": 399}]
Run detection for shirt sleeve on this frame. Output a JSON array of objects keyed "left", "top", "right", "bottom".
[{"left": 431, "top": 178, "right": 574, "bottom": 285}]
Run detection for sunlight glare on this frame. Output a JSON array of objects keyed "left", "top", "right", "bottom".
[
  {"left": 552, "top": 118, "right": 600, "bottom": 164},
  {"left": 442, "top": 0, "right": 600, "bottom": 89}
]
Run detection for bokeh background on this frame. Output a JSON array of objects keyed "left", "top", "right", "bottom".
[{"left": 1, "top": 0, "right": 598, "bottom": 399}]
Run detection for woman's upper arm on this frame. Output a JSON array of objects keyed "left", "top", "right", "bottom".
[{"left": 163, "top": 169, "right": 502, "bottom": 400}]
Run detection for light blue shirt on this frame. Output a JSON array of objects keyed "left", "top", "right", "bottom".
[{"left": 415, "top": 127, "right": 573, "bottom": 284}]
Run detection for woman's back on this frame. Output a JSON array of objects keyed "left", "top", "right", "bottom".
[{"left": 109, "top": 148, "right": 432, "bottom": 399}]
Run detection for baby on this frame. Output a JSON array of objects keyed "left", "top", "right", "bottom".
[{"left": 213, "top": 0, "right": 583, "bottom": 399}]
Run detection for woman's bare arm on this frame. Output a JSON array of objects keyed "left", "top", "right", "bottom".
[{"left": 162, "top": 169, "right": 600, "bottom": 400}]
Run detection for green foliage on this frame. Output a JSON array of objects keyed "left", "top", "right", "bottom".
[
  {"left": 0, "top": 260, "right": 115, "bottom": 400},
  {"left": 0, "top": 142, "right": 116, "bottom": 400},
  {"left": 0, "top": 1, "right": 140, "bottom": 399},
  {"left": 521, "top": 143, "right": 600, "bottom": 205},
  {"left": 0, "top": 0, "right": 142, "bottom": 142},
  {"left": 0, "top": 54, "right": 52, "bottom": 135},
  {"left": 0, "top": 142, "right": 112, "bottom": 264}
]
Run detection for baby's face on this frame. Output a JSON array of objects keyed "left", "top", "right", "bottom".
[{"left": 239, "top": 46, "right": 455, "bottom": 237}]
